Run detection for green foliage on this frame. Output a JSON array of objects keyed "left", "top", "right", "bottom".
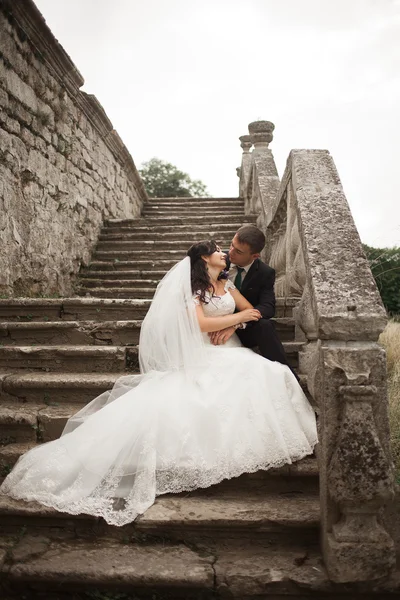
[
  {"left": 139, "top": 158, "right": 208, "bottom": 198},
  {"left": 363, "top": 244, "right": 400, "bottom": 315}
]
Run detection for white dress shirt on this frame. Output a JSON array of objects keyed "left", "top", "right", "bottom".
[
  {"left": 228, "top": 261, "right": 255, "bottom": 330},
  {"left": 228, "top": 261, "right": 254, "bottom": 288}
]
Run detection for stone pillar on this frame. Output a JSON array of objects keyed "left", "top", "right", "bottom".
[
  {"left": 319, "top": 344, "right": 395, "bottom": 582},
  {"left": 246, "top": 121, "right": 280, "bottom": 242},
  {"left": 248, "top": 120, "right": 274, "bottom": 153},
  {"left": 238, "top": 135, "right": 253, "bottom": 210}
]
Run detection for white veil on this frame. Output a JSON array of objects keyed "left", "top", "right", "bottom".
[
  {"left": 139, "top": 256, "right": 208, "bottom": 372},
  {"left": 62, "top": 257, "right": 207, "bottom": 435}
]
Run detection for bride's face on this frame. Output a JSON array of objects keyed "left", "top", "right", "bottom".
[{"left": 203, "top": 247, "right": 226, "bottom": 270}]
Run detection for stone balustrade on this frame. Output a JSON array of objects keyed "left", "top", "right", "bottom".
[
  {"left": 0, "top": 0, "right": 147, "bottom": 297},
  {"left": 239, "top": 121, "right": 395, "bottom": 583}
]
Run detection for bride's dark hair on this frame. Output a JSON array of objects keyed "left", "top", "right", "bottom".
[{"left": 187, "top": 240, "right": 219, "bottom": 304}]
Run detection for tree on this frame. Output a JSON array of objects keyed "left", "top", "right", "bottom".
[
  {"left": 363, "top": 244, "right": 400, "bottom": 315},
  {"left": 139, "top": 158, "right": 208, "bottom": 198}
]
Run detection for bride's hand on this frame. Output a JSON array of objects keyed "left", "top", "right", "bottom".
[{"left": 239, "top": 308, "right": 262, "bottom": 323}]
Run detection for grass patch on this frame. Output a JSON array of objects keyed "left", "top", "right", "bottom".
[{"left": 380, "top": 320, "right": 400, "bottom": 477}]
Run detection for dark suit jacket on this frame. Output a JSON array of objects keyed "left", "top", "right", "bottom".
[{"left": 225, "top": 254, "right": 276, "bottom": 319}]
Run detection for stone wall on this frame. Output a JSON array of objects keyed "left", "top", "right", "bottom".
[{"left": 0, "top": 0, "right": 147, "bottom": 297}]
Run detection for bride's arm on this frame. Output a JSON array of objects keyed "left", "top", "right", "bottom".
[
  {"left": 229, "top": 288, "right": 253, "bottom": 311},
  {"left": 194, "top": 304, "right": 260, "bottom": 333}
]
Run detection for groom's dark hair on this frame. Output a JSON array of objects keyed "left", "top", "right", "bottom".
[{"left": 236, "top": 225, "right": 265, "bottom": 254}]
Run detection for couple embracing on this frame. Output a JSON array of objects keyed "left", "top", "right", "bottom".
[{"left": 1, "top": 225, "right": 317, "bottom": 526}]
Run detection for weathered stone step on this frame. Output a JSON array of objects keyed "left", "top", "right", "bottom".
[
  {"left": 1, "top": 538, "right": 215, "bottom": 598},
  {"left": 1, "top": 363, "right": 306, "bottom": 410},
  {"left": 1, "top": 372, "right": 121, "bottom": 405},
  {"left": 0, "top": 485, "right": 320, "bottom": 543},
  {"left": 95, "top": 239, "right": 232, "bottom": 251},
  {"left": 89, "top": 258, "right": 180, "bottom": 270},
  {"left": 3, "top": 533, "right": 397, "bottom": 600},
  {"left": 100, "top": 224, "right": 242, "bottom": 236},
  {"left": 79, "top": 279, "right": 158, "bottom": 289},
  {"left": 79, "top": 287, "right": 156, "bottom": 299},
  {"left": 146, "top": 197, "right": 242, "bottom": 205},
  {"left": 0, "top": 317, "right": 295, "bottom": 347},
  {"left": 148, "top": 196, "right": 243, "bottom": 204},
  {"left": 0, "top": 298, "right": 298, "bottom": 321},
  {"left": 0, "top": 341, "right": 302, "bottom": 372},
  {"left": 0, "top": 441, "right": 36, "bottom": 478},
  {"left": 98, "top": 232, "right": 236, "bottom": 242},
  {"left": 0, "top": 320, "right": 142, "bottom": 345},
  {"left": 106, "top": 214, "right": 258, "bottom": 226},
  {"left": 142, "top": 210, "right": 246, "bottom": 218},
  {"left": 144, "top": 203, "right": 244, "bottom": 212},
  {"left": 0, "top": 316, "right": 294, "bottom": 346},
  {"left": 0, "top": 402, "right": 85, "bottom": 443},
  {"left": 93, "top": 249, "right": 196, "bottom": 261},
  {"left": 80, "top": 269, "right": 168, "bottom": 279},
  {"left": 0, "top": 345, "right": 139, "bottom": 372}
]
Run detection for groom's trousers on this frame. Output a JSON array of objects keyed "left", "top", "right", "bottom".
[{"left": 236, "top": 318, "right": 291, "bottom": 369}]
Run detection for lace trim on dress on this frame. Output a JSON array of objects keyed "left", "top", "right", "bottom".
[{"left": 192, "top": 280, "right": 236, "bottom": 306}]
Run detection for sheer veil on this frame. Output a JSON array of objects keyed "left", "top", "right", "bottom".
[
  {"left": 62, "top": 257, "right": 207, "bottom": 434},
  {"left": 139, "top": 256, "right": 207, "bottom": 373}
]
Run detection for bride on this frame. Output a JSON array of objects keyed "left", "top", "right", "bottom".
[{"left": 0, "top": 240, "right": 318, "bottom": 526}]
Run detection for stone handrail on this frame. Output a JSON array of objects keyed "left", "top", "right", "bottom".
[{"left": 238, "top": 121, "right": 395, "bottom": 583}]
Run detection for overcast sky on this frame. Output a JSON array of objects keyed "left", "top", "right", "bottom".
[{"left": 35, "top": 0, "right": 400, "bottom": 248}]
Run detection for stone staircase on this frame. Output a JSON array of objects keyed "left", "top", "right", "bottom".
[{"left": 0, "top": 197, "right": 390, "bottom": 599}]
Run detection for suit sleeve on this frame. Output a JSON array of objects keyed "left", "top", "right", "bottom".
[{"left": 253, "top": 268, "right": 276, "bottom": 319}]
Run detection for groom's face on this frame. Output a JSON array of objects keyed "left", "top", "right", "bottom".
[{"left": 229, "top": 235, "right": 259, "bottom": 267}]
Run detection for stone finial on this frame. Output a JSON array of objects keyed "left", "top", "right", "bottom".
[
  {"left": 239, "top": 135, "right": 252, "bottom": 154},
  {"left": 248, "top": 120, "right": 274, "bottom": 152}
]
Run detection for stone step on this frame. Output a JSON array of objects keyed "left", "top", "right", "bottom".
[
  {"left": 145, "top": 197, "right": 243, "bottom": 206},
  {"left": 3, "top": 534, "right": 397, "bottom": 599},
  {"left": 106, "top": 214, "right": 258, "bottom": 226},
  {"left": 1, "top": 372, "right": 121, "bottom": 405},
  {"left": 0, "top": 340, "right": 302, "bottom": 374},
  {"left": 142, "top": 210, "right": 246, "bottom": 218},
  {"left": 79, "top": 287, "right": 156, "bottom": 299},
  {"left": 0, "top": 484, "right": 320, "bottom": 543},
  {"left": 0, "top": 297, "right": 298, "bottom": 321},
  {"left": 144, "top": 203, "right": 244, "bottom": 212},
  {"left": 142, "top": 207, "right": 245, "bottom": 215},
  {"left": 0, "top": 318, "right": 294, "bottom": 345},
  {"left": 0, "top": 345, "right": 139, "bottom": 373},
  {"left": 92, "top": 249, "right": 198, "bottom": 261},
  {"left": 148, "top": 196, "right": 243, "bottom": 204},
  {"left": 1, "top": 361, "right": 306, "bottom": 407},
  {"left": 0, "top": 320, "right": 143, "bottom": 345},
  {"left": 0, "top": 402, "right": 85, "bottom": 443},
  {"left": 0, "top": 440, "right": 36, "bottom": 478},
  {"left": 98, "top": 232, "right": 236, "bottom": 242},
  {"left": 95, "top": 239, "right": 232, "bottom": 251},
  {"left": 79, "top": 278, "right": 158, "bottom": 289},
  {"left": 89, "top": 258, "right": 180, "bottom": 270},
  {"left": 80, "top": 269, "right": 168, "bottom": 279},
  {"left": 100, "top": 224, "right": 242, "bottom": 237}
]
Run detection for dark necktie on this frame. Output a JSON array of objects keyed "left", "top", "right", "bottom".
[{"left": 234, "top": 267, "right": 245, "bottom": 291}]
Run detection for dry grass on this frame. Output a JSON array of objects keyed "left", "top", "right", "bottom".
[{"left": 379, "top": 320, "right": 400, "bottom": 476}]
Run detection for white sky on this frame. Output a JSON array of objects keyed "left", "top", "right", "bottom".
[{"left": 35, "top": 0, "right": 400, "bottom": 248}]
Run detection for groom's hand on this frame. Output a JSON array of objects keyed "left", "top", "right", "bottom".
[{"left": 209, "top": 326, "right": 236, "bottom": 345}]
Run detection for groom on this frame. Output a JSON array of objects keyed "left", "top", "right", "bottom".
[{"left": 210, "top": 225, "right": 293, "bottom": 372}]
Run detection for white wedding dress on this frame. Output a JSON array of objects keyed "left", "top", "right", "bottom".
[{"left": 0, "top": 258, "right": 318, "bottom": 526}]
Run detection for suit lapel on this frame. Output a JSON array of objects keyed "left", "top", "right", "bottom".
[{"left": 241, "top": 259, "right": 260, "bottom": 292}]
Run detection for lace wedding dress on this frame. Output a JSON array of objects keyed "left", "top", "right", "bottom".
[{"left": 0, "top": 258, "right": 318, "bottom": 526}]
